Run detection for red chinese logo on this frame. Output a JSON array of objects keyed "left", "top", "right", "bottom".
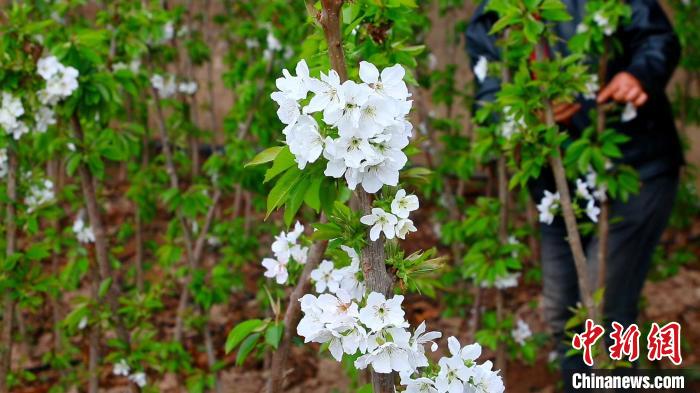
[
  {"left": 608, "top": 322, "right": 640, "bottom": 362},
  {"left": 571, "top": 319, "right": 605, "bottom": 366},
  {"left": 647, "top": 322, "right": 682, "bottom": 365}
]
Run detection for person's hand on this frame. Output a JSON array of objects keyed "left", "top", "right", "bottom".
[
  {"left": 553, "top": 102, "right": 581, "bottom": 124},
  {"left": 596, "top": 72, "right": 648, "bottom": 107}
]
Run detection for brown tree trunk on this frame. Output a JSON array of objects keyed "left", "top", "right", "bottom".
[
  {"left": 0, "top": 148, "right": 17, "bottom": 393},
  {"left": 534, "top": 42, "right": 594, "bottom": 315},
  {"left": 72, "top": 115, "right": 133, "bottom": 347}
]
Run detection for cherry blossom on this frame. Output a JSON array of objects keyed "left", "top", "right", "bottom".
[
  {"left": 358, "top": 292, "right": 406, "bottom": 332},
  {"left": 261, "top": 257, "right": 288, "bottom": 284},
  {"left": 511, "top": 319, "right": 532, "bottom": 346},
  {"left": 537, "top": 190, "right": 560, "bottom": 225},
  {"left": 73, "top": 217, "right": 95, "bottom": 244},
  {"left": 391, "top": 189, "right": 420, "bottom": 218},
  {"left": 360, "top": 207, "right": 399, "bottom": 241}
]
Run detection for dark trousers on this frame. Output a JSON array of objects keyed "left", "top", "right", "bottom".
[{"left": 538, "top": 169, "right": 679, "bottom": 374}]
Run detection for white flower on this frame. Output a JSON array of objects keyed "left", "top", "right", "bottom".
[
  {"left": 593, "top": 11, "right": 614, "bottom": 35},
  {"left": 585, "top": 198, "right": 600, "bottom": 223},
  {"left": 391, "top": 189, "right": 419, "bottom": 218},
  {"left": 447, "top": 336, "right": 482, "bottom": 362},
  {"left": 359, "top": 292, "right": 406, "bottom": 332},
  {"left": 355, "top": 326, "right": 414, "bottom": 373},
  {"left": 151, "top": 74, "right": 177, "bottom": 98},
  {"left": 37, "top": 56, "right": 62, "bottom": 80},
  {"left": 583, "top": 74, "right": 599, "bottom": 100},
  {"left": 25, "top": 179, "right": 55, "bottom": 212},
  {"left": 468, "top": 361, "right": 505, "bottom": 393},
  {"left": 480, "top": 272, "right": 520, "bottom": 289},
  {"left": 162, "top": 21, "right": 175, "bottom": 42},
  {"left": 45, "top": 65, "right": 79, "bottom": 99},
  {"left": 271, "top": 91, "right": 301, "bottom": 127},
  {"left": 0, "top": 149, "right": 7, "bottom": 178},
  {"left": 358, "top": 61, "right": 410, "bottom": 100},
  {"left": 409, "top": 321, "right": 442, "bottom": 367},
  {"left": 178, "top": 81, "right": 198, "bottom": 95},
  {"left": 360, "top": 208, "right": 399, "bottom": 241},
  {"left": 325, "top": 80, "right": 372, "bottom": 135},
  {"left": 511, "top": 319, "right": 532, "bottom": 346},
  {"left": 401, "top": 374, "right": 438, "bottom": 393},
  {"left": 537, "top": 190, "right": 560, "bottom": 225},
  {"left": 7, "top": 121, "right": 28, "bottom": 140},
  {"left": 266, "top": 31, "right": 282, "bottom": 51},
  {"left": 73, "top": 217, "right": 95, "bottom": 244},
  {"left": 353, "top": 150, "right": 406, "bottom": 193},
  {"left": 310, "top": 260, "right": 340, "bottom": 293},
  {"left": 128, "top": 372, "right": 147, "bottom": 387},
  {"left": 621, "top": 102, "right": 637, "bottom": 122},
  {"left": 261, "top": 257, "right": 288, "bottom": 284},
  {"left": 335, "top": 246, "right": 365, "bottom": 301},
  {"left": 35, "top": 106, "right": 56, "bottom": 133},
  {"left": 271, "top": 226, "right": 303, "bottom": 261},
  {"left": 78, "top": 316, "right": 88, "bottom": 330},
  {"left": 473, "top": 56, "right": 488, "bottom": 82},
  {"left": 275, "top": 59, "right": 310, "bottom": 101},
  {"left": 395, "top": 218, "right": 417, "bottom": 240},
  {"left": 304, "top": 69, "right": 344, "bottom": 115},
  {"left": 435, "top": 356, "right": 469, "bottom": 393},
  {"left": 286, "top": 115, "right": 324, "bottom": 169},
  {"left": 576, "top": 23, "right": 589, "bottom": 33},
  {"left": 575, "top": 178, "right": 592, "bottom": 200},
  {"left": 113, "top": 359, "right": 130, "bottom": 376}
]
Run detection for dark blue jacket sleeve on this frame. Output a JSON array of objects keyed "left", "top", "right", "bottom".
[
  {"left": 621, "top": 0, "right": 681, "bottom": 96},
  {"left": 465, "top": 2, "right": 502, "bottom": 106}
]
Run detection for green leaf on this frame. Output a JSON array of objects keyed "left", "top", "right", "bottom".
[
  {"left": 284, "top": 177, "right": 309, "bottom": 227},
  {"left": 235, "top": 333, "right": 261, "bottom": 366},
  {"left": 265, "top": 323, "right": 284, "bottom": 349},
  {"left": 264, "top": 147, "right": 296, "bottom": 183},
  {"left": 304, "top": 176, "right": 323, "bottom": 212},
  {"left": 225, "top": 319, "right": 264, "bottom": 354},
  {"left": 98, "top": 278, "right": 113, "bottom": 298},
  {"left": 266, "top": 167, "right": 303, "bottom": 217},
  {"left": 246, "top": 146, "right": 284, "bottom": 168},
  {"left": 24, "top": 244, "right": 49, "bottom": 261}
]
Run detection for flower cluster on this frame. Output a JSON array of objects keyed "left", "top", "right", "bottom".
[
  {"left": 270, "top": 60, "right": 413, "bottom": 193},
  {"left": 480, "top": 272, "right": 520, "bottom": 290},
  {"left": 593, "top": 11, "right": 615, "bottom": 35},
  {"left": 310, "top": 245, "right": 365, "bottom": 301},
  {"left": 113, "top": 359, "right": 147, "bottom": 388},
  {"left": 37, "top": 56, "right": 79, "bottom": 106},
  {"left": 0, "top": 92, "right": 27, "bottom": 140},
  {"left": 25, "top": 179, "right": 55, "bottom": 212},
  {"left": 0, "top": 148, "right": 7, "bottom": 177},
  {"left": 360, "top": 189, "right": 419, "bottom": 241},
  {"left": 500, "top": 106, "right": 525, "bottom": 140},
  {"left": 511, "top": 319, "right": 532, "bottom": 346},
  {"left": 538, "top": 169, "right": 607, "bottom": 225},
  {"left": 261, "top": 222, "right": 308, "bottom": 284},
  {"left": 151, "top": 74, "right": 199, "bottom": 98},
  {"left": 536, "top": 190, "right": 560, "bottom": 225},
  {"left": 297, "top": 291, "right": 504, "bottom": 393},
  {"left": 72, "top": 216, "right": 95, "bottom": 244}
]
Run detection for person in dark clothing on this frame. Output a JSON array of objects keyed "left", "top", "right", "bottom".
[{"left": 466, "top": 0, "right": 683, "bottom": 379}]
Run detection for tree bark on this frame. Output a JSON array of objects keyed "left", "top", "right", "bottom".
[
  {"left": 0, "top": 147, "right": 17, "bottom": 393},
  {"left": 534, "top": 42, "right": 594, "bottom": 314},
  {"left": 315, "top": 1, "right": 396, "bottom": 390},
  {"left": 72, "top": 115, "right": 133, "bottom": 347}
]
